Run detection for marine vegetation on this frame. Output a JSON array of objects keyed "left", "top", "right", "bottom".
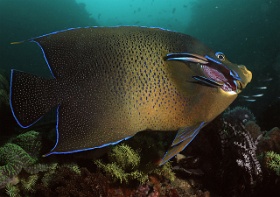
[
  {"left": 34, "top": 167, "right": 109, "bottom": 197},
  {"left": 95, "top": 143, "right": 175, "bottom": 184},
  {"left": 265, "top": 151, "right": 280, "bottom": 175},
  {"left": 0, "top": 130, "right": 49, "bottom": 189},
  {"left": 5, "top": 183, "right": 19, "bottom": 197},
  {"left": 169, "top": 106, "right": 280, "bottom": 196},
  {"left": 20, "top": 174, "right": 38, "bottom": 193}
]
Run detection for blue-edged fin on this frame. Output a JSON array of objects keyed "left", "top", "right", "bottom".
[
  {"left": 159, "top": 122, "right": 206, "bottom": 165},
  {"left": 171, "top": 122, "right": 205, "bottom": 146},
  {"left": 10, "top": 70, "right": 58, "bottom": 128}
]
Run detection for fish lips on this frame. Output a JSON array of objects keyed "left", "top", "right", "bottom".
[{"left": 165, "top": 53, "right": 241, "bottom": 93}]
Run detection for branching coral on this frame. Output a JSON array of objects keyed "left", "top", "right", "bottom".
[
  {"left": 95, "top": 143, "right": 175, "bottom": 185},
  {"left": 110, "top": 144, "right": 141, "bottom": 170},
  {"left": 5, "top": 183, "right": 19, "bottom": 197},
  {"left": 265, "top": 151, "right": 280, "bottom": 175},
  {"left": 95, "top": 144, "right": 147, "bottom": 184},
  {"left": 215, "top": 106, "right": 280, "bottom": 195},
  {"left": 228, "top": 122, "right": 263, "bottom": 184},
  {"left": 62, "top": 163, "right": 81, "bottom": 175},
  {"left": 21, "top": 174, "right": 38, "bottom": 193},
  {"left": 41, "top": 163, "right": 58, "bottom": 187},
  {"left": 218, "top": 106, "right": 263, "bottom": 191}
]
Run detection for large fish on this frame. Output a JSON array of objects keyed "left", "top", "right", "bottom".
[{"left": 10, "top": 26, "right": 252, "bottom": 165}]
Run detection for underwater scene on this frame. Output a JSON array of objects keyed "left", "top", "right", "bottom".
[{"left": 0, "top": 0, "right": 279, "bottom": 196}]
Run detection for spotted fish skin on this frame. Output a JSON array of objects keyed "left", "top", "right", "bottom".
[{"left": 10, "top": 26, "right": 252, "bottom": 161}]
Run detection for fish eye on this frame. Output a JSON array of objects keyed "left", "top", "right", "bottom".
[{"left": 215, "top": 52, "right": 225, "bottom": 61}]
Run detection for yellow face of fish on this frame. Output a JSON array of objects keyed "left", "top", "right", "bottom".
[
  {"left": 161, "top": 50, "right": 252, "bottom": 165},
  {"left": 214, "top": 52, "right": 252, "bottom": 94}
]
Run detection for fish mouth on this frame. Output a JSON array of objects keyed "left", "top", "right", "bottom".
[
  {"left": 201, "top": 55, "right": 242, "bottom": 93},
  {"left": 200, "top": 63, "right": 238, "bottom": 92},
  {"left": 164, "top": 53, "right": 241, "bottom": 93}
]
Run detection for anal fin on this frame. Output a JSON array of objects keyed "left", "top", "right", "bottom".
[{"left": 159, "top": 122, "right": 206, "bottom": 165}]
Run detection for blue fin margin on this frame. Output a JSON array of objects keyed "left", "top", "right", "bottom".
[{"left": 159, "top": 122, "right": 206, "bottom": 165}]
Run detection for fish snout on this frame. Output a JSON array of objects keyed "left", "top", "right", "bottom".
[{"left": 238, "top": 64, "right": 252, "bottom": 84}]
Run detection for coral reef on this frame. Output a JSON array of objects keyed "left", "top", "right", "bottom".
[
  {"left": 33, "top": 167, "right": 109, "bottom": 197},
  {"left": 265, "top": 151, "right": 280, "bottom": 175},
  {"left": 95, "top": 143, "right": 175, "bottom": 184},
  {"left": 0, "top": 130, "right": 49, "bottom": 189},
  {"left": 221, "top": 107, "right": 263, "bottom": 186},
  {"left": 5, "top": 183, "right": 19, "bottom": 197},
  {"left": 224, "top": 121, "right": 262, "bottom": 186},
  {"left": 112, "top": 174, "right": 180, "bottom": 197},
  {"left": 0, "top": 105, "right": 279, "bottom": 196},
  {"left": 223, "top": 106, "right": 256, "bottom": 125},
  {"left": 21, "top": 174, "right": 38, "bottom": 193},
  {"left": 258, "top": 127, "right": 280, "bottom": 153},
  {"left": 172, "top": 106, "right": 280, "bottom": 196}
]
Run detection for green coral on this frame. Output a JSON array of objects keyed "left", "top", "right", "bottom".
[
  {"left": 62, "top": 163, "right": 81, "bottom": 175},
  {"left": 21, "top": 174, "right": 38, "bottom": 193},
  {"left": 151, "top": 161, "right": 175, "bottom": 181},
  {"left": 95, "top": 144, "right": 145, "bottom": 184},
  {"left": 0, "top": 143, "right": 35, "bottom": 188},
  {"left": 0, "top": 131, "right": 49, "bottom": 189},
  {"left": 5, "top": 183, "right": 19, "bottom": 197},
  {"left": 95, "top": 143, "right": 175, "bottom": 184},
  {"left": 95, "top": 160, "right": 147, "bottom": 184},
  {"left": 11, "top": 130, "right": 42, "bottom": 158},
  {"left": 266, "top": 151, "right": 280, "bottom": 175},
  {"left": 110, "top": 144, "right": 140, "bottom": 170},
  {"left": 41, "top": 163, "right": 58, "bottom": 186}
]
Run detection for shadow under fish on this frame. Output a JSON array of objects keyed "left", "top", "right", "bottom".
[{"left": 9, "top": 26, "right": 252, "bottom": 165}]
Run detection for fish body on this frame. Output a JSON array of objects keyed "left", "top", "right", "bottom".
[{"left": 10, "top": 26, "right": 252, "bottom": 164}]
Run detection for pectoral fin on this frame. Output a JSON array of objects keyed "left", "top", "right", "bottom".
[{"left": 159, "top": 122, "right": 206, "bottom": 166}]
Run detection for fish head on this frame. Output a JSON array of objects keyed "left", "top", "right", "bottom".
[
  {"left": 165, "top": 51, "right": 252, "bottom": 96},
  {"left": 202, "top": 52, "right": 252, "bottom": 94}
]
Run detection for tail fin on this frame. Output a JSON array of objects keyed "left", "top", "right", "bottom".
[{"left": 10, "top": 70, "right": 58, "bottom": 128}]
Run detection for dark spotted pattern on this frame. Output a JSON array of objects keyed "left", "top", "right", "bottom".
[{"left": 10, "top": 26, "right": 241, "bottom": 153}]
